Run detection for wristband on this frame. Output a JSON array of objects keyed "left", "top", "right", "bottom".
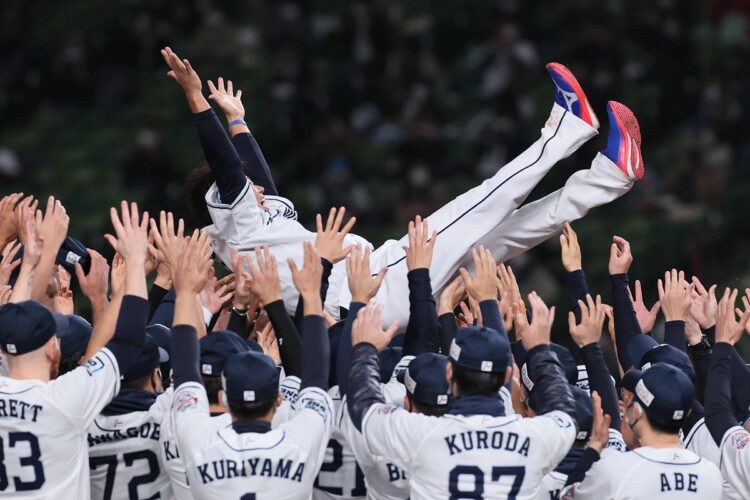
[{"left": 228, "top": 119, "right": 247, "bottom": 130}]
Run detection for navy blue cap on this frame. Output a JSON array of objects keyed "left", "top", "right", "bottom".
[
  {"left": 403, "top": 353, "right": 450, "bottom": 406},
  {"left": 621, "top": 370, "right": 640, "bottom": 393},
  {"left": 222, "top": 351, "right": 280, "bottom": 403},
  {"left": 146, "top": 324, "right": 171, "bottom": 360},
  {"left": 640, "top": 344, "right": 695, "bottom": 381},
  {"left": 200, "top": 330, "right": 251, "bottom": 376},
  {"left": 56, "top": 237, "right": 90, "bottom": 275},
  {"left": 627, "top": 335, "right": 659, "bottom": 368},
  {"left": 550, "top": 343, "right": 578, "bottom": 385},
  {"left": 631, "top": 363, "right": 694, "bottom": 422},
  {"left": 0, "top": 301, "right": 68, "bottom": 355},
  {"left": 122, "top": 334, "right": 168, "bottom": 383},
  {"left": 58, "top": 315, "right": 92, "bottom": 361},
  {"left": 449, "top": 326, "right": 510, "bottom": 374},
  {"left": 379, "top": 347, "right": 403, "bottom": 382}
]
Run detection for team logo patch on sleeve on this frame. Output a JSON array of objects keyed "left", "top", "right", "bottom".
[
  {"left": 175, "top": 391, "right": 199, "bottom": 413},
  {"left": 730, "top": 431, "right": 750, "bottom": 450},
  {"left": 376, "top": 404, "right": 398, "bottom": 415},
  {"left": 85, "top": 357, "right": 105, "bottom": 376},
  {"left": 300, "top": 397, "right": 330, "bottom": 420},
  {"left": 547, "top": 412, "right": 572, "bottom": 429}
]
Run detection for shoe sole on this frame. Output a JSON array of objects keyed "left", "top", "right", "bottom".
[
  {"left": 546, "top": 62, "right": 599, "bottom": 129},
  {"left": 608, "top": 100, "right": 644, "bottom": 180}
]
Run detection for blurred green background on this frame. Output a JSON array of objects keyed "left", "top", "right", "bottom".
[{"left": 2, "top": 0, "right": 750, "bottom": 353}]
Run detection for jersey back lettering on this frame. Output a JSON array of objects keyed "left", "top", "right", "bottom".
[{"left": 0, "top": 348, "right": 120, "bottom": 498}]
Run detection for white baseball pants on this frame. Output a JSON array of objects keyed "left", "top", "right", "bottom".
[{"left": 338, "top": 103, "right": 634, "bottom": 327}]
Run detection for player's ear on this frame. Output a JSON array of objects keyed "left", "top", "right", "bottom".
[
  {"left": 503, "top": 366, "right": 512, "bottom": 386},
  {"left": 445, "top": 362, "right": 453, "bottom": 384},
  {"left": 403, "top": 395, "right": 411, "bottom": 413},
  {"left": 151, "top": 368, "right": 163, "bottom": 393},
  {"left": 275, "top": 392, "right": 283, "bottom": 408}
]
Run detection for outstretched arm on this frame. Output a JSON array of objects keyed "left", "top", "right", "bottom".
[
  {"left": 608, "top": 236, "right": 642, "bottom": 371},
  {"left": 403, "top": 216, "right": 440, "bottom": 355},
  {"left": 207, "top": 78, "right": 279, "bottom": 196},
  {"left": 161, "top": 47, "right": 248, "bottom": 205},
  {"left": 560, "top": 222, "right": 591, "bottom": 324}
]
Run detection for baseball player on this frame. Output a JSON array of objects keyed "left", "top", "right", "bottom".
[
  {"left": 561, "top": 362, "right": 723, "bottom": 499},
  {"left": 168, "top": 237, "right": 333, "bottom": 499},
  {"left": 161, "top": 46, "right": 643, "bottom": 328},
  {"left": 88, "top": 334, "right": 173, "bottom": 500},
  {"left": 705, "top": 288, "right": 750, "bottom": 497},
  {"left": 346, "top": 278, "right": 580, "bottom": 500},
  {"left": 0, "top": 201, "right": 151, "bottom": 498}
]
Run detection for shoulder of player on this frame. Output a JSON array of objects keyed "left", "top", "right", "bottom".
[{"left": 718, "top": 425, "right": 750, "bottom": 452}]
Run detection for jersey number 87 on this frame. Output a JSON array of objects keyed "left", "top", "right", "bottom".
[{"left": 449, "top": 465, "right": 525, "bottom": 500}]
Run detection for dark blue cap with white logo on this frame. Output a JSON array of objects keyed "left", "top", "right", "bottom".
[
  {"left": 640, "top": 344, "right": 695, "bottom": 381},
  {"left": 631, "top": 362, "right": 694, "bottom": 422},
  {"left": 449, "top": 326, "right": 510, "bottom": 374},
  {"left": 401, "top": 353, "right": 450, "bottom": 406},
  {"left": 200, "top": 330, "right": 250, "bottom": 376},
  {"left": 222, "top": 351, "right": 280, "bottom": 403},
  {"left": 0, "top": 301, "right": 68, "bottom": 355},
  {"left": 122, "top": 334, "right": 169, "bottom": 383}
]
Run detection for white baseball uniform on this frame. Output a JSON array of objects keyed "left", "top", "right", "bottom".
[
  {"left": 88, "top": 392, "right": 173, "bottom": 500},
  {"left": 715, "top": 426, "right": 750, "bottom": 498},
  {"left": 680, "top": 417, "right": 742, "bottom": 499},
  {"left": 207, "top": 104, "right": 635, "bottom": 328},
  {"left": 170, "top": 379, "right": 332, "bottom": 499},
  {"left": 560, "top": 446, "right": 723, "bottom": 499},
  {"left": 358, "top": 403, "right": 576, "bottom": 500},
  {"left": 0, "top": 348, "right": 120, "bottom": 498},
  {"left": 314, "top": 386, "right": 367, "bottom": 500},
  {"left": 159, "top": 377, "right": 300, "bottom": 499},
  {"left": 338, "top": 379, "right": 410, "bottom": 500}
]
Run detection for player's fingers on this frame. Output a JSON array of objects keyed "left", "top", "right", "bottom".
[
  {"left": 341, "top": 216, "right": 356, "bottom": 235},
  {"left": 333, "top": 206, "right": 346, "bottom": 232},
  {"left": 236, "top": 89, "right": 242, "bottom": 100},
  {"left": 325, "top": 207, "right": 335, "bottom": 232},
  {"left": 315, "top": 213, "right": 323, "bottom": 234},
  {"left": 227, "top": 80, "right": 233, "bottom": 96}
]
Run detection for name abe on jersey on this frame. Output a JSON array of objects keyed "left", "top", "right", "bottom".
[
  {"left": 195, "top": 456, "right": 306, "bottom": 485},
  {"left": 445, "top": 429, "right": 530, "bottom": 457},
  {"left": 660, "top": 472, "right": 698, "bottom": 493},
  {"left": 0, "top": 397, "right": 43, "bottom": 422},
  {"left": 88, "top": 422, "right": 161, "bottom": 447}
]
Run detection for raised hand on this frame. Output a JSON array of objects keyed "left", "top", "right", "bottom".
[
  {"left": 587, "top": 392, "right": 612, "bottom": 453},
  {"left": 230, "top": 248, "right": 255, "bottom": 309},
  {"left": 173, "top": 233, "right": 213, "bottom": 297},
  {"left": 438, "top": 276, "right": 466, "bottom": 315},
  {"left": 199, "top": 275, "right": 232, "bottom": 316},
  {"left": 0, "top": 240, "right": 22, "bottom": 287},
  {"left": 515, "top": 292, "right": 555, "bottom": 351},
  {"left": 629, "top": 279, "right": 660, "bottom": 333},
  {"left": 0, "top": 193, "right": 24, "bottom": 245},
  {"left": 347, "top": 245, "right": 386, "bottom": 304},
  {"left": 716, "top": 288, "right": 750, "bottom": 345},
  {"left": 12, "top": 195, "right": 37, "bottom": 245},
  {"left": 657, "top": 269, "right": 693, "bottom": 322},
  {"left": 207, "top": 77, "right": 245, "bottom": 123},
  {"left": 246, "top": 246, "right": 282, "bottom": 306},
  {"left": 110, "top": 254, "right": 126, "bottom": 295},
  {"left": 498, "top": 263, "right": 521, "bottom": 329},
  {"left": 403, "top": 215, "right": 437, "bottom": 271},
  {"left": 75, "top": 249, "right": 110, "bottom": 303},
  {"left": 161, "top": 47, "right": 201, "bottom": 96},
  {"left": 459, "top": 246, "right": 498, "bottom": 302},
  {"left": 690, "top": 276, "right": 717, "bottom": 329},
  {"left": 560, "top": 222, "right": 582, "bottom": 272},
  {"left": 568, "top": 294, "right": 606, "bottom": 347},
  {"left": 105, "top": 201, "right": 149, "bottom": 264},
  {"left": 55, "top": 271, "right": 74, "bottom": 315},
  {"left": 315, "top": 207, "right": 356, "bottom": 264},
  {"left": 0, "top": 286, "right": 11, "bottom": 305},
  {"left": 608, "top": 235, "right": 633, "bottom": 275},
  {"left": 257, "top": 323, "right": 281, "bottom": 366},
  {"left": 289, "top": 241, "right": 323, "bottom": 300},
  {"left": 352, "top": 302, "right": 399, "bottom": 351},
  {"left": 685, "top": 316, "right": 703, "bottom": 346},
  {"left": 150, "top": 211, "right": 186, "bottom": 275},
  {"left": 38, "top": 196, "right": 70, "bottom": 254}
]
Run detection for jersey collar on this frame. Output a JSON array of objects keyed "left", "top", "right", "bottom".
[{"left": 232, "top": 420, "right": 272, "bottom": 434}]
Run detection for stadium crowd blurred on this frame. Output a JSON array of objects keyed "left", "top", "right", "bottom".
[{"left": 2, "top": 0, "right": 750, "bottom": 350}]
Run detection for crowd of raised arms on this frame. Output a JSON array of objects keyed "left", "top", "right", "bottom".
[{"left": 0, "top": 46, "right": 749, "bottom": 500}]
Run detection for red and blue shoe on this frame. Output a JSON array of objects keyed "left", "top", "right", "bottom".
[
  {"left": 546, "top": 62, "right": 599, "bottom": 129},
  {"left": 601, "top": 101, "right": 644, "bottom": 181}
]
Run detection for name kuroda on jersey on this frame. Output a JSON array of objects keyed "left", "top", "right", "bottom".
[
  {"left": 196, "top": 457, "right": 306, "bottom": 484},
  {"left": 0, "top": 398, "right": 43, "bottom": 422},
  {"left": 444, "top": 430, "right": 530, "bottom": 456},
  {"left": 88, "top": 422, "right": 161, "bottom": 447}
]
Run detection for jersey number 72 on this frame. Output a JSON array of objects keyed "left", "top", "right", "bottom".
[{"left": 89, "top": 450, "right": 160, "bottom": 500}]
